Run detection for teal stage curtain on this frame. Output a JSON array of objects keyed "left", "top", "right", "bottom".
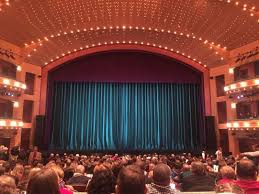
[{"left": 50, "top": 82, "right": 204, "bottom": 151}]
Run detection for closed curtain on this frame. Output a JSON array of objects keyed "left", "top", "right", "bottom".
[{"left": 50, "top": 82, "right": 204, "bottom": 151}]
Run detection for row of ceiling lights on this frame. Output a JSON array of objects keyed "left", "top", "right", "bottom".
[
  {"left": 24, "top": 25, "right": 228, "bottom": 52},
  {"left": 24, "top": 26, "right": 227, "bottom": 65},
  {"left": 0, "top": 0, "right": 9, "bottom": 12},
  {"left": 219, "top": 0, "right": 259, "bottom": 22},
  {"left": 42, "top": 40, "right": 209, "bottom": 67}
]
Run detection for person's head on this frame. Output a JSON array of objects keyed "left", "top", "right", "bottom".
[
  {"left": 11, "top": 164, "right": 24, "bottom": 181},
  {"left": 3, "top": 162, "right": 11, "bottom": 173},
  {"left": 49, "top": 165, "right": 64, "bottom": 183},
  {"left": 182, "top": 163, "right": 190, "bottom": 172},
  {"left": 28, "top": 168, "right": 41, "bottom": 180},
  {"left": 33, "top": 146, "right": 38, "bottom": 152},
  {"left": 87, "top": 164, "right": 115, "bottom": 194},
  {"left": 112, "top": 162, "right": 123, "bottom": 179},
  {"left": 135, "top": 160, "right": 146, "bottom": 171},
  {"left": 236, "top": 159, "right": 257, "bottom": 180},
  {"left": 153, "top": 163, "right": 171, "bottom": 186},
  {"left": 27, "top": 168, "right": 60, "bottom": 194},
  {"left": 0, "top": 175, "right": 16, "bottom": 194},
  {"left": 64, "top": 167, "right": 74, "bottom": 182},
  {"left": 116, "top": 165, "right": 146, "bottom": 194},
  {"left": 75, "top": 165, "right": 85, "bottom": 175},
  {"left": 220, "top": 165, "right": 235, "bottom": 179},
  {"left": 191, "top": 161, "right": 205, "bottom": 176}
]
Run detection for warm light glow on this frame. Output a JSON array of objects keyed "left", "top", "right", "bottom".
[
  {"left": 13, "top": 101, "right": 19, "bottom": 108},
  {"left": 3, "top": 79, "right": 10, "bottom": 85},
  {"left": 233, "top": 122, "right": 239, "bottom": 128},
  {"left": 231, "top": 103, "right": 236, "bottom": 109},
  {"left": 244, "top": 122, "right": 250, "bottom": 127},
  {"left": 10, "top": 121, "right": 17, "bottom": 127},
  {"left": 226, "top": 123, "right": 232, "bottom": 128},
  {"left": 14, "top": 81, "right": 20, "bottom": 87},
  {"left": 240, "top": 82, "right": 247, "bottom": 87},
  {"left": 17, "top": 66, "right": 22, "bottom": 71},
  {"left": 22, "top": 84, "right": 27, "bottom": 89},
  {"left": 224, "top": 86, "right": 229, "bottom": 91},
  {"left": 255, "top": 79, "right": 259, "bottom": 85},
  {"left": 229, "top": 68, "right": 234, "bottom": 74},
  {"left": 0, "top": 120, "right": 6, "bottom": 126},
  {"left": 230, "top": 84, "right": 236, "bottom": 90},
  {"left": 18, "top": 122, "right": 24, "bottom": 127}
]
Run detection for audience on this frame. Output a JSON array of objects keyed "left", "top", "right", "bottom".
[{"left": 0, "top": 147, "right": 258, "bottom": 194}]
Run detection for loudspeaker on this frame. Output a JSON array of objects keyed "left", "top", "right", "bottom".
[
  {"left": 34, "top": 115, "right": 45, "bottom": 149},
  {"left": 205, "top": 116, "right": 217, "bottom": 151}
]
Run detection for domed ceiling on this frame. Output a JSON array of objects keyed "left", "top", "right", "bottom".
[{"left": 0, "top": 0, "right": 258, "bottom": 67}]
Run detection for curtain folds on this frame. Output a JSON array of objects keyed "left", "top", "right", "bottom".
[{"left": 50, "top": 82, "right": 204, "bottom": 151}]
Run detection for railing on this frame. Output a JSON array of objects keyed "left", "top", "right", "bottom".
[
  {"left": 224, "top": 78, "right": 259, "bottom": 94},
  {"left": 0, "top": 76, "right": 26, "bottom": 91},
  {"left": 0, "top": 119, "right": 24, "bottom": 129},
  {"left": 226, "top": 119, "right": 259, "bottom": 130}
]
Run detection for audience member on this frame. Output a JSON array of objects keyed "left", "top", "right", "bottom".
[
  {"left": 217, "top": 165, "right": 235, "bottom": 185},
  {"left": 67, "top": 164, "right": 89, "bottom": 185},
  {"left": 116, "top": 165, "right": 146, "bottom": 194},
  {"left": 0, "top": 175, "right": 16, "bottom": 194},
  {"left": 181, "top": 161, "right": 215, "bottom": 191},
  {"left": 234, "top": 159, "right": 259, "bottom": 194},
  {"left": 146, "top": 163, "right": 175, "bottom": 194},
  {"left": 26, "top": 168, "right": 60, "bottom": 194},
  {"left": 28, "top": 146, "right": 42, "bottom": 165},
  {"left": 87, "top": 164, "right": 115, "bottom": 194}
]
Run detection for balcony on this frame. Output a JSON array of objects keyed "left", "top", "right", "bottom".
[
  {"left": 226, "top": 119, "right": 259, "bottom": 130},
  {"left": 224, "top": 78, "right": 259, "bottom": 94},
  {"left": 0, "top": 76, "right": 26, "bottom": 97},
  {"left": 0, "top": 119, "right": 24, "bottom": 129}
]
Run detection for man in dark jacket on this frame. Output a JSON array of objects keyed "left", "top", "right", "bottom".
[
  {"left": 181, "top": 161, "right": 215, "bottom": 191},
  {"left": 67, "top": 165, "right": 89, "bottom": 185}
]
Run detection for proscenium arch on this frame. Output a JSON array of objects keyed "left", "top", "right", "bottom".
[{"left": 39, "top": 44, "right": 211, "bottom": 115}]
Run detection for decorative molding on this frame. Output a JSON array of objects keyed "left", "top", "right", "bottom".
[
  {"left": 234, "top": 47, "right": 259, "bottom": 65},
  {"left": 0, "top": 47, "right": 15, "bottom": 60}
]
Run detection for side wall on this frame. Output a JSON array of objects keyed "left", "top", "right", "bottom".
[{"left": 0, "top": 39, "right": 41, "bottom": 147}]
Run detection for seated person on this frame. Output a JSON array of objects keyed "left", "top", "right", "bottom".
[
  {"left": 217, "top": 165, "right": 235, "bottom": 185},
  {"left": 181, "top": 161, "right": 215, "bottom": 191},
  {"left": 233, "top": 159, "right": 259, "bottom": 194},
  {"left": 87, "top": 164, "right": 115, "bottom": 194},
  {"left": 0, "top": 175, "right": 16, "bottom": 194},
  {"left": 146, "top": 163, "right": 175, "bottom": 194},
  {"left": 67, "top": 165, "right": 89, "bottom": 185},
  {"left": 116, "top": 165, "right": 146, "bottom": 194}
]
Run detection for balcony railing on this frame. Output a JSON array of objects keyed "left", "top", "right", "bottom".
[
  {"left": 0, "top": 76, "right": 26, "bottom": 91},
  {"left": 0, "top": 119, "right": 24, "bottom": 129},
  {"left": 226, "top": 119, "right": 259, "bottom": 130},
  {"left": 224, "top": 78, "right": 259, "bottom": 94}
]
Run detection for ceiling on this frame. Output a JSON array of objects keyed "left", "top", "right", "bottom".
[{"left": 0, "top": 0, "right": 258, "bottom": 68}]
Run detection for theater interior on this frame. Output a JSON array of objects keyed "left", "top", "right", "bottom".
[{"left": 0, "top": 0, "right": 259, "bottom": 156}]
